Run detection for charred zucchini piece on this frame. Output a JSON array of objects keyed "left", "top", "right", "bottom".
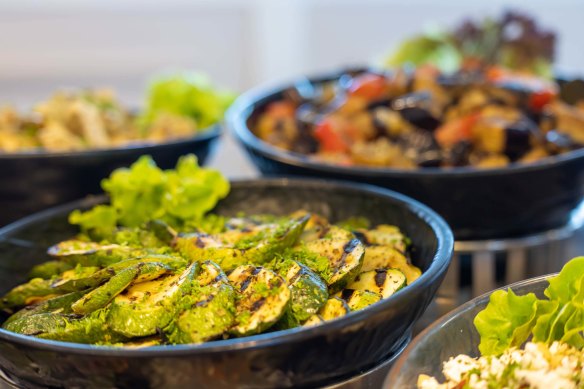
[
  {"left": 1, "top": 266, "right": 100, "bottom": 310},
  {"left": 348, "top": 269, "right": 406, "bottom": 299},
  {"left": 38, "top": 309, "right": 124, "bottom": 344},
  {"left": 305, "top": 237, "right": 365, "bottom": 293},
  {"left": 108, "top": 263, "right": 198, "bottom": 338},
  {"left": 4, "top": 308, "right": 123, "bottom": 344},
  {"left": 339, "top": 289, "right": 381, "bottom": 311},
  {"left": 48, "top": 240, "right": 148, "bottom": 267},
  {"left": 293, "top": 212, "right": 330, "bottom": 243},
  {"left": 303, "top": 297, "right": 350, "bottom": 326},
  {"left": 361, "top": 246, "right": 421, "bottom": 284},
  {"left": 354, "top": 225, "right": 409, "bottom": 252},
  {"left": 1, "top": 278, "right": 61, "bottom": 310},
  {"left": 29, "top": 261, "right": 74, "bottom": 279},
  {"left": 167, "top": 261, "right": 236, "bottom": 344},
  {"left": 3, "top": 290, "right": 86, "bottom": 327},
  {"left": 71, "top": 262, "right": 170, "bottom": 315},
  {"left": 177, "top": 215, "right": 310, "bottom": 271},
  {"left": 228, "top": 265, "right": 290, "bottom": 336},
  {"left": 52, "top": 255, "right": 184, "bottom": 293},
  {"left": 275, "top": 260, "right": 328, "bottom": 325}
]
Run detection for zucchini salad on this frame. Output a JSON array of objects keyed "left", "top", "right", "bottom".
[{"left": 0, "top": 156, "right": 420, "bottom": 346}]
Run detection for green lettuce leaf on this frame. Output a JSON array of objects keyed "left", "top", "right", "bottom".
[
  {"left": 69, "top": 155, "right": 230, "bottom": 236},
  {"left": 545, "top": 257, "right": 584, "bottom": 303},
  {"left": 140, "top": 72, "right": 235, "bottom": 130},
  {"left": 474, "top": 289, "right": 538, "bottom": 356},
  {"left": 475, "top": 256, "right": 584, "bottom": 356}
]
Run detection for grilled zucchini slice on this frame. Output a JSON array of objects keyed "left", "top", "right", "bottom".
[
  {"left": 5, "top": 308, "right": 123, "bottom": 344},
  {"left": 354, "top": 225, "right": 409, "bottom": 252},
  {"left": 166, "top": 261, "right": 236, "bottom": 344},
  {"left": 305, "top": 237, "right": 365, "bottom": 293},
  {"left": 108, "top": 263, "right": 198, "bottom": 338},
  {"left": 228, "top": 265, "right": 290, "bottom": 336},
  {"left": 0, "top": 266, "right": 100, "bottom": 310},
  {"left": 275, "top": 260, "right": 328, "bottom": 327},
  {"left": 47, "top": 240, "right": 148, "bottom": 267},
  {"left": 29, "top": 261, "right": 74, "bottom": 279},
  {"left": 303, "top": 297, "right": 350, "bottom": 326},
  {"left": 347, "top": 269, "right": 407, "bottom": 299},
  {"left": 176, "top": 215, "right": 309, "bottom": 270},
  {"left": 339, "top": 289, "right": 381, "bottom": 311},
  {"left": 71, "top": 262, "right": 170, "bottom": 315},
  {"left": 361, "top": 245, "right": 421, "bottom": 284}
]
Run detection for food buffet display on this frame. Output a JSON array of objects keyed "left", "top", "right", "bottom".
[{"left": 0, "top": 8, "right": 583, "bottom": 389}]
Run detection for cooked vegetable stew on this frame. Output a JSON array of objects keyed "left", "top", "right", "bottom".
[
  {"left": 0, "top": 212, "right": 419, "bottom": 346},
  {"left": 253, "top": 67, "right": 584, "bottom": 169}
]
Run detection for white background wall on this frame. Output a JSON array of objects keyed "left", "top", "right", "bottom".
[{"left": 1, "top": 0, "right": 583, "bottom": 176}]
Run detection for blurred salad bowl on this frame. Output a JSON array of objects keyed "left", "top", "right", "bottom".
[
  {"left": 386, "top": 256, "right": 584, "bottom": 388},
  {"left": 0, "top": 72, "right": 233, "bottom": 225}
]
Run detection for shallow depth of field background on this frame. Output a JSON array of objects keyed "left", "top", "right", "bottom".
[{"left": 1, "top": 0, "right": 583, "bottom": 176}]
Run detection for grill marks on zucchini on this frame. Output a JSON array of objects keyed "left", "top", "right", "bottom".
[
  {"left": 174, "top": 215, "right": 310, "bottom": 271},
  {"left": 108, "top": 263, "right": 198, "bottom": 338},
  {"left": 348, "top": 269, "right": 407, "bottom": 299},
  {"left": 228, "top": 265, "right": 290, "bottom": 336},
  {"left": 274, "top": 260, "right": 328, "bottom": 327},
  {"left": 1, "top": 212, "right": 421, "bottom": 345},
  {"left": 304, "top": 297, "right": 350, "bottom": 326},
  {"left": 166, "top": 261, "right": 236, "bottom": 344},
  {"left": 361, "top": 245, "right": 421, "bottom": 284},
  {"left": 305, "top": 234, "right": 365, "bottom": 293}
]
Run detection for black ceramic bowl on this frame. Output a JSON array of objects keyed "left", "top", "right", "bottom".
[
  {"left": 0, "top": 178, "right": 453, "bottom": 388},
  {"left": 227, "top": 69, "right": 584, "bottom": 240},
  {"left": 384, "top": 275, "right": 550, "bottom": 388},
  {"left": 0, "top": 125, "right": 221, "bottom": 227}
]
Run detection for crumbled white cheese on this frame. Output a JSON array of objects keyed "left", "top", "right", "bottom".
[{"left": 417, "top": 341, "right": 584, "bottom": 389}]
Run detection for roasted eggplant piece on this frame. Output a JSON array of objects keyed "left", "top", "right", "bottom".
[
  {"left": 228, "top": 265, "right": 290, "bottom": 336},
  {"left": 391, "top": 92, "right": 441, "bottom": 131}
]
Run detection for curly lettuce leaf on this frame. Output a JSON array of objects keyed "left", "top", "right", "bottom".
[
  {"left": 69, "top": 205, "right": 117, "bottom": 239},
  {"left": 532, "top": 263, "right": 584, "bottom": 348},
  {"left": 474, "top": 289, "right": 538, "bottom": 356},
  {"left": 69, "top": 155, "right": 230, "bottom": 237},
  {"left": 140, "top": 72, "right": 235, "bottom": 130},
  {"left": 545, "top": 256, "right": 584, "bottom": 303},
  {"left": 475, "top": 256, "right": 584, "bottom": 356}
]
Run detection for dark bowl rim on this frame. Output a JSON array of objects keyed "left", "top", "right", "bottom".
[
  {"left": 385, "top": 273, "right": 553, "bottom": 387},
  {"left": 227, "top": 67, "right": 584, "bottom": 178},
  {"left": 0, "top": 123, "right": 222, "bottom": 160},
  {"left": 0, "top": 177, "right": 453, "bottom": 357}
]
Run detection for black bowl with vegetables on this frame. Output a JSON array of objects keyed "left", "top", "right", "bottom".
[
  {"left": 385, "top": 256, "right": 584, "bottom": 388},
  {"left": 0, "top": 74, "right": 232, "bottom": 226},
  {"left": 0, "top": 158, "right": 452, "bottom": 388},
  {"left": 228, "top": 68, "right": 584, "bottom": 240}
]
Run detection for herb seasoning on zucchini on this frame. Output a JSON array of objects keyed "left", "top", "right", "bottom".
[{"left": 0, "top": 156, "right": 422, "bottom": 346}]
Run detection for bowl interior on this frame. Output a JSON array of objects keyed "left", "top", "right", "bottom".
[
  {"left": 385, "top": 275, "right": 551, "bottom": 389},
  {"left": 0, "top": 178, "right": 453, "bottom": 352}
]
